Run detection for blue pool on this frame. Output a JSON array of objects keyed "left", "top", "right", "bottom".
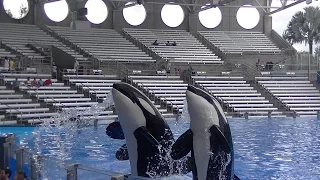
[{"left": 1, "top": 117, "right": 320, "bottom": 180}]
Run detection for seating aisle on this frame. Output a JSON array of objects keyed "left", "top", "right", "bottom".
[
  {"left": 129, "top": 75, "right": 185, "bottom": 118},
  {"left": 63, "top": 73, "right": 121, "bottom": 101},
  {"left": 0, "top": 23, "right": 86, "bottom": 63}
]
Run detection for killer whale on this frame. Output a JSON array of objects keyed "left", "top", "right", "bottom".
[
  {"left": 106, "top": 82, "right": 190, "bottom": 177},
  {"left": 171, "top": 85, "right": 239, "bottom": 180}
]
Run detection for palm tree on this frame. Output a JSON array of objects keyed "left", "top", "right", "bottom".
[{"left": 283, "top": 6, "right": 320, "bottom": 55}]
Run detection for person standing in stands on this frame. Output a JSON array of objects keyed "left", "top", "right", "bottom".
[
  {"left": 172, "top": 41, "right": 177, "bottom": 46},
  {"left": 12, "top": 77, "right": 20, "bottom": 91},
  {"left": 166, "top": 59, "right": 171, "bottom": 74},
  {"left": 256, "top": 59, "right": 261, "bottom": 70},
  {"left": 52, "top": 62, "right": 57, "bottom": 79},
  {"left": 15, "top": 56, "right": 21, "bottom": 71},
  {"left": 74, "top": 60, "right": 79, "bottom": 74},
  {"left": 3, "top": 57, "right": 9, "bottom": 70},
  {"left": 9, "top": 58, "right": 15, "bottom": 71},
  {"left": 166, "top": 41, "right": 171, "bottom": 46}
]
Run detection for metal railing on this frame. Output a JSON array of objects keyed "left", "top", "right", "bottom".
[
  {"left": 1, "top": 103, "right": 23, "bottom": 124},
  {"left": 43, "top": 25, "right": 95, "bottom": 68},
  {"left": 78, "top": 82, "right": 100, "bottom": 102},
  {"left": 1, "top": 127, "right": 150, "bottom": 180}
]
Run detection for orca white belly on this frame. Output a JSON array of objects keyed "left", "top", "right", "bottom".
[{"left": 193, "top": 131, "right": 211, "bottom": 180}]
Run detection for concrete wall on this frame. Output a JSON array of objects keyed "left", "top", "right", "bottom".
[{"left": 0, "top": 0, "right": 270, "bottom": 33}]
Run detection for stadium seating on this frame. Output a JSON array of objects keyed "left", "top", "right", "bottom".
[
  {"left": 256, "top": 76, "right": 320, "bottom": 116},
  {"left": 0, "top": 72, "right": 119, "bottom": 124},
  {"left": 193, "top": 74, "right": 284, "bottom": 117},
  {"left": 129, "top": 75, "right": 185, "bottom": 117},
  {"left": 123, "top": 28, "right": 223, "bottom": 64},
  {"left": 48, "top": 26, "right": 155, "bottom": 63},
  {"left": 0, "top": 23, "right": 86, "bottom": 62},
  {"left": 0, "top": 47, "right": 16, "bottom": 60},
  {"left": 0, "top": 73, "right": 58, "bottom": 124},
  {"left": 198, "top": 31, "right": 281, "bottom": 54},
  {"left": 63, "top": 74, "right": 121, "bottom": 100}
]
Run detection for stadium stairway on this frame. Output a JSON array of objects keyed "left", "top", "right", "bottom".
[
  {"left": 127, "top": 74, "right": 183, "bottom": 120},
  {"left": 62, "top": 73, "right": 121, "bottom": 102},
  {"left": 0, "top": 46, "right": 16, "bottom": 61},
  {"left": 0, "top": 23, "right": 89, "bottom": 72},
  {"left": 45, "top": 26, "right": 157, "bottom": 71}
]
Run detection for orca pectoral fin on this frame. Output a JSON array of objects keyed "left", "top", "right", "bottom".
[
  {"left": 171, "top": 129, "right": 193, "bottom": 160},
  {"left": 209, "top": 125, "right": 231, "bottom": 153},
  {"left": 134, "top": 126, "right": 160, "bottom": 146},
  {"left": 234, "top": 174, "right": 240, "bottom": 180},
  {"left": 106, "top": 122, "right": 125, "bottom": 139},
  {"left": 116, "top": 144, "right": 129, "bottom": 160}
]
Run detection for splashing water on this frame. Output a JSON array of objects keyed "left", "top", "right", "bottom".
[
  {"left": 30, "top": 92, "right": 116, "bottom": 179},
  {"left": 209, "top": 151, "right": 232, "bottom": 180}
]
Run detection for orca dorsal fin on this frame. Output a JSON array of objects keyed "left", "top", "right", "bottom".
[
  {"left": 134, "top": 126, "right": 160, "bottom": 146},
  {"left": 209, "top": 125, "right": 231, "bottom": 153},
  {"left": 116, "top": 144, "right": 129, "bottom": 160},
  {"left": 171, "top": 129, "right": 193, "bottom": 160},
  {"left": 106, "top": 122, "right": 125, "bottom": 139}
]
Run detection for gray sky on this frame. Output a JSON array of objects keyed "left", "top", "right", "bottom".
[{"left": 271, "top": 0, "right": 320, "bottom": 52}]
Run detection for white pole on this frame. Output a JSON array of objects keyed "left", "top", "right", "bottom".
[{"left": 308, "top": 53, "right": 311, "bottom": 80}]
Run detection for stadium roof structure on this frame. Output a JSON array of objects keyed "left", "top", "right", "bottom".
[{"left": 36, "top": 0, "right": 307, "bottom": 15}]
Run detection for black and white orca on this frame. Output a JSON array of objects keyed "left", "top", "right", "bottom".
[
  {"left": 171, "top": 85, "right": 239, "bottom": 180},
  {"left": 106, "top": 82, "right": 190, "bottom": 177}
]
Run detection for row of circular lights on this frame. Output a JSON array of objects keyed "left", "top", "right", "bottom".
[{"left": 3, "top": 0, "right": 260, "bottom": 29}]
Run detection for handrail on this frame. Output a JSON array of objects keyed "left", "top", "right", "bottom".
[
  {"left": 271, "top": 30, "right": 293, "bottom": 50},
  {"left": 23, "top": 85, "right": 67, "bottom": 110},
  {"left": 45, "top": 25, "right": 133, "bottom": 77},
  {"left": 0, "top": 41, "right": 30, "bottom": 68},
  {"left": 2, "top": 103, "right": 24, "bottom": 124},
  {"left": 44, "top": 25, "right": 86, "bottom": 61},
  {"left": 79, "top": 82, "right": 100, "bottom": 102}
]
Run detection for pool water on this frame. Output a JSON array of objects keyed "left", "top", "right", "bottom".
[{"left": 1, "top": 117, "right": 320, "bottom": 180}]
